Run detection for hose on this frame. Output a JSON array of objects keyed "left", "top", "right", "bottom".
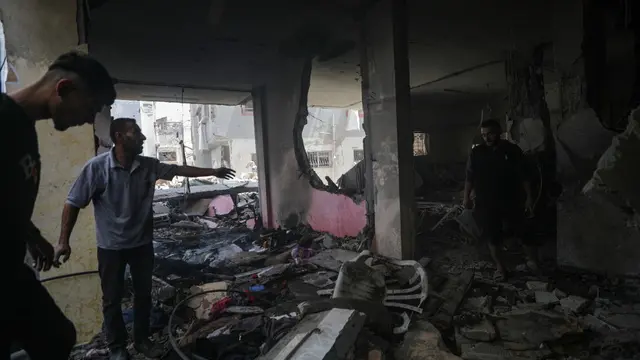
[
  {"left": 40, "top": 270, "right": 99, "bottom": 283},
  {"left": 168, "top": 289, "right": 251, "bottom": 360}
]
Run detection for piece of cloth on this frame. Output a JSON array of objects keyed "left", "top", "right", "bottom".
[
  {"left": 2, "top": 93, "right": 42, "bottom": 267},
  {"left": 66, "top": 149, "right": 179, "bottom": 250},
  {"left": 2, "top": 264, "right": 77, "bottom": 360},
  {"left": 466, "top": 140, "right": 527, "bottom": 207},
  {"left": 98, "top": 243, "right": 154, "bottom": 349}
]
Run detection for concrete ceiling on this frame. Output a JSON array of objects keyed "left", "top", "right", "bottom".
[{"left": 89, "top": 0, "right": 552, "bottom": 107}]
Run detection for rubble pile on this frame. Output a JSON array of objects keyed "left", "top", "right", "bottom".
[
  {"left": 72, "top": 194, "right": 435, "bottom": 360},
  {"left": 416, "top": 256, "right": 640, "bottom": 360}
]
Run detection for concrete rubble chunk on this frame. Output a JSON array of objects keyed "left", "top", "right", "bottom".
[
  {"left": 460, "top": 319, "right": 497, "bottom": 342},
  {"left": 464, "top": 296, "right": 492, "bottom": 313},
  {"left": 419, "top": 256, "right": 432, "bottom": 268},
  {"left": 559, "top": 295, "right": 589, "bottom": 314},
  {"left": 494, "top": 309, "right": 581, "bottom": 346},
  {"left": 534, "top": 291, "right": 559, "bottom": 305},
  {"left": 394, "top": 320, "right": 462, "bottom": 360},
  {"left": 553, "top": 288, "right": 567, "bottom": 299},
  {"left": 581, "top": 314, "right": 617, "bottom": 333},
  {"left": 257, "top": 308, "right": 366, "bottom": 360},
  {"left": 455, "top": 327, "right": 476, "bottom": 354},
  {"left": 601, "top": 313, "right": 640, "bottom": 330},
  {"left": 461, "top": 342, "right": 552, "bottom": 360},
  {"left": 525, "top": 281, "right": 549, "bottom": 291}
]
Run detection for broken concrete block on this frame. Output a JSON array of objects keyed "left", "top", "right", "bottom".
[
  {"left": 455, "top": 327, "right": 477, "bottom": 354},
  {"left": 553, "top": 288, "right": 567, "bottom": 299},
  {"left": 395, "top": 320, "right": 462, "bottom": 360},
  {"left": 460, "top": 319, "right": 496, "bottom": 342},
  {"left": 525, "top": 281, "right": 549, "bottom": 291},
  {"left": 322, "top": 234, "right": 337, "bottom": 249},
  {"left": 534, "top": 291, "right": 559, "bottom": 305},
  {"left": 495, "top": 309, "right": 581, "bottom": 346},
  {"left": 601, "top": 313, "right": 640, "bottom": 330},
  {"left": 258, "top": 308, "right": 365, "bottom": 360},
  {"left": 463, "top": 296, "right": 492, "bottom": 314},
  {"left": 461, "top": 342, "right": 552, "bottom": 360},
  {"left": 559, "top": 295, "right": 588, "bottom": 313},
  {"left": 581, "top": 314, "right": 617, "bottom": 333}
]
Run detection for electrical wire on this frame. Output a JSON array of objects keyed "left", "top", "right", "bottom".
[
  {"left": 168, "top": 289, "right": 251, "bottom": 360},
  {"left": 40, "top": 270, "right": 99, "bottom": 283}
]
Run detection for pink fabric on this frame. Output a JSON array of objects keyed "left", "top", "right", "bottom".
[
  {"left": 207, "top": 195, "right": 235, "bottom": 216},
  {"left": 306, "top": 189, "right": 366, "bottom": 237}
]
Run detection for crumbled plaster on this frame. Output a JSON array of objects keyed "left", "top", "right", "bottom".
[{"left": 558, "top": 106, "right": 640, "bottom": 275}]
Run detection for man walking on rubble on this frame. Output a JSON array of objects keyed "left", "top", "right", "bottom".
[
  {"left": 54, "top": 117, "right": 235, "bottom": 360},
  {"left": 463, "top": 119, "right": 537, "bottom": 281},
  {"left": 3, "top": 51, "right": 116, "bottom": 360}
]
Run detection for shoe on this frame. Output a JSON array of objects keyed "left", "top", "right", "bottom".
[
  {"left": 109, "top": 348, "right": 131, "bottom": 360},
  {"left": 134, "top": 339, "right": 163, "bottom": 359}
]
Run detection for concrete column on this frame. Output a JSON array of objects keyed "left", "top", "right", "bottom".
[
  {"left": 256, "top": 58, "right": 314, "bottom": 228},
  {"left": 360, "top": 0, "right": 415, "bottom": 259},
  {"left": 252, "top": 86, "right": 274, "bottom": 227}
]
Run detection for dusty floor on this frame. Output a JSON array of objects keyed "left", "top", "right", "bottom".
[{"left": 414, "top": 206, "right": 640, "bottom": 360}]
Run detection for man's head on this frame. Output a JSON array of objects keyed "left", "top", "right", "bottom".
[
  {"left": 110, "top": 118, "right": 146, "bottom": 155},
  {"left": 480, "top": 119, "right": 502, "bottom": 147},
  {"left": 45, "top": 52, "right": 116, "bottom": 131}
]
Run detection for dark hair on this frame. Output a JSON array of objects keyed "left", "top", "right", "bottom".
[
  {"left": 480, "top": 119, "right": 502, "bottom": 132},
  {"left": 48, "top": 51, "right": 117, "bottom": 106},
  {"left": 110, "top": 117, "right": 136, "bottom": 143}
]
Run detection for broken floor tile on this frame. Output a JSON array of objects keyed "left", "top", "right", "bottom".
[
  {"left": 461, "top": 342, "right": 552, "bottom": 360},
  {"left": 535, "top": 291, "right": 560, "bottom": 305},
  {"left": 559, "top": 295, "right": 589, "bottom": 314},
  {"left": 460, "top": 319, "right": 496, "bottom": 342},
  {"left": 394, "top": 320, "right": 461, "bottom": 360},
  {"left": 526, "top": 281, "right": 549, "bottom": 292}
]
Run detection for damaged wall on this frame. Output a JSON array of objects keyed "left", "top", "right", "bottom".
[
  {"left": 558, "top": 108, "right": 640, "bottom": 275},
  {"left": 410, "top": 94, "right": 507, "bottom": 186},
  {"left": 258, "top": 57, "right": 366, "bottom": 236},
  {"left": 549, "top": 0, "right": 640, "bottom": 275},
  {"left": 0, "top": 0, "right": 103, "bottom": 343}
]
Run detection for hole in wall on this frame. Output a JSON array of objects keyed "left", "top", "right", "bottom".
[{"left": 292, "top": 59, "right": 366, "bottom": 197}]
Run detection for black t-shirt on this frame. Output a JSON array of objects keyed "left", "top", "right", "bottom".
[
  {"left": 466, "top": 140, "right": 526, "bottom": 207},
  {"left": 2, "top": 94, "right": 42, "bottom": 266}
]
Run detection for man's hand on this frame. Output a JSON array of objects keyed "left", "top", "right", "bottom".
[
  {"left": 27, "top": 234, "right": 56, "bottom": 272},
  {"left": 214, "top": 167, "right": 236, "bottom": 180},
  {"left": 54, "top": 243, "right": 72, "bottom": 266}
]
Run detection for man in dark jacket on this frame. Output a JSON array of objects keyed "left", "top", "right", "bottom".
[
  {"left": 463, "top": 119, "right": 536, "bottom": 281},
  {"left": 3, "top": 51, "right": 116, "bottom": 360}
]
